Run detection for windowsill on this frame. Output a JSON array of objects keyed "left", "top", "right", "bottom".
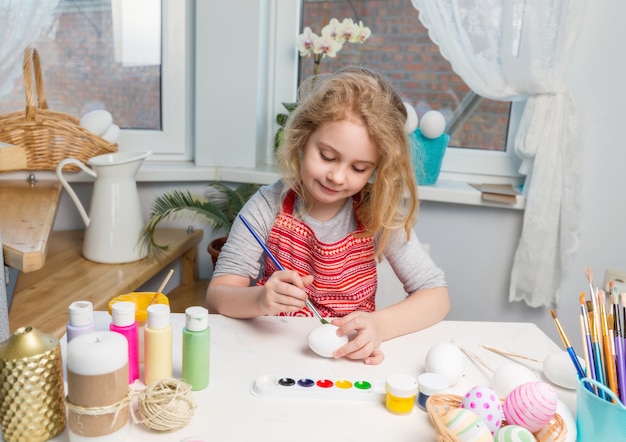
[{"left": 1, "top": 162, "right": 525, "bottom": 210}]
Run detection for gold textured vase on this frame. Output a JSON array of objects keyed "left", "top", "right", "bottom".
[{"left": 0, "top": 326, "right": 66, "bottom": 441}]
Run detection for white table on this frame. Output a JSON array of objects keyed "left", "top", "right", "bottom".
[{"left": 51, "top": 313, "right": 576, "bottom": 442}]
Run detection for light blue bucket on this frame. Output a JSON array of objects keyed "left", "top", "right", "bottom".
[
  {"left": 576, "top": 378, "right": 626, "bottom": 441},
  {"left": 410, "top": 129, "right": 450, "bottom": 186}
]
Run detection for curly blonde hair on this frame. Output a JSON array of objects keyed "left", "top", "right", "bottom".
[{"left": 276, "top": 66, "right": 419, "bottom": 259}]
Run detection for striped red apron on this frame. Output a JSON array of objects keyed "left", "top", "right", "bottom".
[{"left": 257, "top": 190, "right": 377, "bottom": 317}]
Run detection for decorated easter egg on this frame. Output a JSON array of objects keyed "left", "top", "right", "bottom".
[
  {"left": 419, "top": 110, "right": 446, "bottom": 139},
  {"left": 441, "top": 408, "right": 493, "bottom": 442},
  {"left": 493, "top": 425, "right": 535, "bottom": 442},
  {"left": 307, "top": 323, "right": 348, "bottom": 358},
  {"left": 492, "top": 363, "right": 538, "bottom": 398},
  {"left": 503, "top": 381, "right": 557, "bottom": 433},
  {"left": 461, "top": 385, "right": 503, "bottom": 434},
  {"left": 424, "top": 342, "right": 466, "bottom": 386}
]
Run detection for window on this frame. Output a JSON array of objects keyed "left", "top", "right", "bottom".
[
  {"left": 0, "top": 0, "right": 192, "bottom": 160},
  {"left": 0, "top": 0, "right": 521, "bottom": 184},
  {"left": 297, "top": 1, "right": 523, "bottom": 180}
]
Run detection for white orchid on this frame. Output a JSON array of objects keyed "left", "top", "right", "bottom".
[
  {"left": 297, "top": 27, "right": 317, "bottom": 57},
  {"left": 296, "top": 17, "right": 372, "bottom": 76}
]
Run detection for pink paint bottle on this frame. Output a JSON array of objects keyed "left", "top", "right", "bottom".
[{"left": 109, "top": 301, "right": 139, "bottom": 383}]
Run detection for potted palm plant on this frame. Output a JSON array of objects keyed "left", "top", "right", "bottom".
[{"left": 141, "top": 182, "right": 260, "bottom": 266}]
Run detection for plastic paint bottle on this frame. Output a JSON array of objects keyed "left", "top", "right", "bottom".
[
  {"left": 66, "top": 300, "right": 97, "bottom": 342},
  {"left": 385, "top": 374, "right": 418, "bottom": 414},
  {"left": 182, "top": 306, "right": 210, "bottom": 391},
  {"left": 144, "top": 303, "right": 172, "bottom": 385},
  {"left": 109, "top": 301, "right": 139, "bottom": 384},
  {"left": 416, "top": 372, "right": 449, "bottom": 411}
]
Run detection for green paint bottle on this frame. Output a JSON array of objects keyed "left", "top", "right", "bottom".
[{"left": 182, "top": 306, "right": 210, "bottom": 390}]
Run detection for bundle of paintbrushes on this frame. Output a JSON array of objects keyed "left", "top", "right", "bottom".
[{"left": 555, "top": 267, "right": 626, "bottom": 405}]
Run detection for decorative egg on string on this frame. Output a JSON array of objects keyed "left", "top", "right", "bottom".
[
  {"left": 424, "top": 342, "right": 466, "bottom": 386},
  {"left": 461, "top": 385, "right": 503, "bottom": 435},
  {"left": 441, "top": 408, "right": 493, "bottom": 442},
  {"left": 503, "top": 381, "right": 558, "bottom": 433},
  {"left": 419, "top": 110, "right": 446, "bottom": 139},
  {"left": 493, "top": 425, "right": 535, "bottom": 442}
]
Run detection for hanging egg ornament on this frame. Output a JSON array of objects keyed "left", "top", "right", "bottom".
[
  {"left": 441, "top": 408, "right": 493, "bottom": 442},
  {"left": 419, "top": 110, "right": 446, "bottom": 139},
  {"left": 503, "top": 381, "right": 557, "bottom": 433},
  {"left": 461, "top": 385, "right": 503, "bottom": 435},
  {"left": 493, "top": 425, "right": 535, "bottom": 442}
]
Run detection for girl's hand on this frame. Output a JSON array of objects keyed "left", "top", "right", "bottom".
[
  {"left": 331, "top": 312, "right": 385, "bottom": 365},
  {"left": 259, "top": 270, "right": 314, "bottom": 315}
]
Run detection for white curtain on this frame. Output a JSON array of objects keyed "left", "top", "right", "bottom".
[
  {"left": 411, "top": 0, "right": 587, "bottom": 308},
  {"left": 0, "top": 0, "right": 59, "bottom": 97}
]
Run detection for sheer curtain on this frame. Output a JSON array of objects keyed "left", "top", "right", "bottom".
[
  {"left": 0, "top": 0, "right": 58, "bottom": 97},
  {"left": 411, "top": 0, "right": 587, "bottom": 308}
]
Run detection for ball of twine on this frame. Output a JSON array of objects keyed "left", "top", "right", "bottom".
[{"left": 134, "top": 378, "right": 196, "bottom": 432}]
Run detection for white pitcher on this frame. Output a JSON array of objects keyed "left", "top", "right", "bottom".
[{"left": 56, "top": 151, "right": 151, "bottom": 264}]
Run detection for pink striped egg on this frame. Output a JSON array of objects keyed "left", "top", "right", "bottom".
[
  {"left": 503, "top": 381, "right": 557, "bottom": 432},
  {"left": 461, "top": 385, "right": 503, "bottom": 434}
]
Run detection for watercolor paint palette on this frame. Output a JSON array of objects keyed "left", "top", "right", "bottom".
[{"left": 251, "top": 374, "right": 386, "bottom": 401}]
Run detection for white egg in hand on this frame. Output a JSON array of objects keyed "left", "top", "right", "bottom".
[
  {"left": 419, "top": 110, "right": 446, "bottom": 139},
  {"left": 307, "top": 323, "right": 348, "bottom": 358}
]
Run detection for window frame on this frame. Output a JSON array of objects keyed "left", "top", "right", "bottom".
[{"left": 117, "top": 0, "right": 193, "bottom": 160}]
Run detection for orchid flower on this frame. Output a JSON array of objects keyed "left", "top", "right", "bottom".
[{"left": 297, "top": 26, "right": 317, "bottom": 57}]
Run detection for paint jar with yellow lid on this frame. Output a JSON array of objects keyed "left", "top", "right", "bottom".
[
  {"left": 109, "top": 292, "right": 169, "bottom": 362},
  {"left": 385, "top": 374, "right": 418, "bottom": 415}
]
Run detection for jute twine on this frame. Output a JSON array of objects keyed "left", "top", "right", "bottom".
[
  {"left": 132, "top": 378, "right": 196, "bottom": 432},
  {"left": 65, "top": 389, "right": 133, "bottom": 428}
]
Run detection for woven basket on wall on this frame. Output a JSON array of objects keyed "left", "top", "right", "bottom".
[
  {"left": 426, "top": 393, "right": 567, "bottom": 442},
  {"left": 0, "top": 47, "right": 117, "bottom": 172}
]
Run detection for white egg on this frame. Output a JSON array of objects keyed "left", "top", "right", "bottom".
[
  {"left": 307, "top": 323, "right": 348, "bottom": 358},
  {"left": 101, "top": 123, "right": 120, "bottom": 144},
  {"left": 80, "top": 109, "right": 113, "bottom": 136},
  {"left": 424, "top": 342, "right": 466, "bottom": 386},
  {"left": 542, "top": 350, "right": 582, "bottom": 390},
  {"left": 419, "top": 110, "right": 446, "bottom": 139},
  {"left": 403, "top": 101, "right": 418, "bottom": 134},
  {"left": 491, "top": 363, "right": 538, "bottom": 398}
]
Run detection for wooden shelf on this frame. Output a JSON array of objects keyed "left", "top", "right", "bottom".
[
  {"left": 9, "top": 228, "right": 203, "bottom": 338},
  {"left": 0, "top": 179, "right": 62, "bottom": 272}
]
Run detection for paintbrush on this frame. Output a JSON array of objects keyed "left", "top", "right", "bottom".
[
  {"left": 612, "top": 290, "right": 626, "bottom": 405},
  {"left": 587, "top": 301, "right": 607, "bottom": 398},
  {"left": 550, "top": 309, "right": 587, "bottom": 381},
  {"left": 238, "top": 214, "right": 328, "bottom": 324},
  {"left": 580, "top": 293, "right": 596, "bottom": 381},
  {"left": 598, "top": 290, "right": 618, "bottom": 398}
]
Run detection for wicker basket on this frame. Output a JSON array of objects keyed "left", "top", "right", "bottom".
[
  {"left": 426, "top": 394, "right": 567, "bottom": 442},
  {"left": 0, "top": 47, "right": 117, "bottom": 172}
]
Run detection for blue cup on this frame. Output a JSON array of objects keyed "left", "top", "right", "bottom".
[
  {"left": 410, "top": 129, "right": 450, "bottom": 186},
  {"left": 576, "top": 378, "right": 626, "bottom": 441}
]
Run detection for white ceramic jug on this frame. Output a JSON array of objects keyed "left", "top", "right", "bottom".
[{"left": 56, "top": 151, "right": 151, "bottom": 264}]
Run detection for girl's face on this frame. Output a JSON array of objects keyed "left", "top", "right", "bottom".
[{"left": 300, "top": 118, "right": 378, "bottom": 221}]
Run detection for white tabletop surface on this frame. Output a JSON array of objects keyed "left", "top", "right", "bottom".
[{"left": 50, "top": 313, "right": 577, "bottom": 442}]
